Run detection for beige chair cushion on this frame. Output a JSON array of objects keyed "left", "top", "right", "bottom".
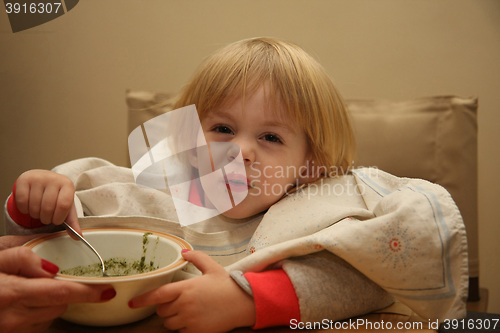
[
  {"left": 126, "top": 90, "right": 174, "bottom": 136},
  {"left": 347, "top": 96, "right": 478, "bottom": 280},
  {"left": 126, "top": 91, "right": 479, "bottom": 282}
]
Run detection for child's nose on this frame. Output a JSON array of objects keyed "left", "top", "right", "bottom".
[{"left": 232, "top": 137, "right": 255, "bottom": 165}]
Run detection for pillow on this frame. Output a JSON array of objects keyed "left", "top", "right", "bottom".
[{"left": 126, "top": 91, "right": 479, "bottom": 296}]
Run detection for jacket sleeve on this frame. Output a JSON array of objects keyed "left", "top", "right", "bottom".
[
  {"left": 230, "top": 251, "right": 394, "bottom": 329},
  {"left": 281, "top": 251, "right": 394, "bottom": 323},
  {"left": 243, "top": 268, "right": 300, "bottom": 329}
]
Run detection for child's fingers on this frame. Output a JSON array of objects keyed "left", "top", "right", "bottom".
[
  {"left": 156, "top": 301, "right": 179, "bottom": 319},
  {"left": 181, "top": 250, "right": 224, "bottom": 275},
  {"left": 13, "top": 178, "right": 30, "bottom": 214},
  {"left": 39, "top": 185, "right": 59, "bottom": 225},
  {"left": 27, "top": 182, "right": 44, "bottom": 220},
  {"left": 51, "top": 185, "right": 76, "bottom": 226},
  {"left": 13, "top": 170, "right": 76, "bottom": 226},
  {"left": 129, "top": 283, "right": 181, "bottom": 308},
  {"left": 162, "top": 314, "right": 185, "bottom": 332}
]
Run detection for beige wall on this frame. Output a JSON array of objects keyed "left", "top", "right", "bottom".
[{"left": 1, "top": 0, "right": 499, "bottom": 313}]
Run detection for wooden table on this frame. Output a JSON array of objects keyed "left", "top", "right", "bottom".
[{"left": 47, "top": 312, "right": 437, "bottom": 333}]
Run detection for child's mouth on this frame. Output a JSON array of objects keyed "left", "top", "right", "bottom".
[{"left": 225, "top": 174, "right": 251, "bottom": 192}]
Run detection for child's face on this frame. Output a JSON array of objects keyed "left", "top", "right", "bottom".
[{"left": 199, "top": 86, "right": 312, "bottom": 219}]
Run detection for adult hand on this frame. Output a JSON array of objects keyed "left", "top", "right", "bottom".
[
  {"left": 0, "top": 247, "right": 116, "bottom": 333},
  {"left": 0, "top": 234, "right": 46, "bottom": 251},
  {"left": 129, "top": 250, "right": 256, "bottom": 333}
]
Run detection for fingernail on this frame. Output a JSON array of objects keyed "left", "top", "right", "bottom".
[
  {"left": 181, "top": 249, "right": 190, "bottom": 253},
  {"left": 100, "top": 288, "right": 116, "bottom": 301},
  {"left": 41, "top": 259, "right": 59, "bottom": 274},
  {"left": 128, "top": 300, "right": 135, "bottom": 308}
]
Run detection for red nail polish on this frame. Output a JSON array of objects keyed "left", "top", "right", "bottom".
[
  {"left": 100, "top": 288, "right": 116, "bottom": 301},
  {"left": 41, "top": 259, "right": 59, "bottom": 274},
  {"left": 181, "top": 249, "right": 190, "bottom": 253},
  {"left": 128, "top": 300, "right": 135, "bottom": 308}
]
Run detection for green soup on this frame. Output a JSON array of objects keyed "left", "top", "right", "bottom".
[{"left": 60, "top": 232, "right": 160, "bottom": 277}]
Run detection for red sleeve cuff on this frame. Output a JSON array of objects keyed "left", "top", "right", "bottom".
[
  {"left": 244, "top": 269, "right": 300, "bottom": 329},
  {"left": 7, "top": 181, "right": 44, "bottom": 229}
]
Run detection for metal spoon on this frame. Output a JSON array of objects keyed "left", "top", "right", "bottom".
[{"left": 63, "top": 222, "right": 109, "bottom": 277}]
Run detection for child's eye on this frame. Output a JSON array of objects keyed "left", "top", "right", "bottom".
[
  {"left": 261, "top": 133, "right": 282, "bottom": 144},
  {"left": 212, "top": 125, "right": 234, "bottom": 135}
]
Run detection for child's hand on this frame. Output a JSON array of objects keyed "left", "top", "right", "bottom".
[
  {"left": 14, "top": 170, "right": 80, "bottom": 234},
  {"left": 129, "top": 250, "right": 256, "bottom": 333}
]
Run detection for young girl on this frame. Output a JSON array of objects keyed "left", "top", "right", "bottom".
[{"left": 5, "top": 37, "right": 468, "bottom": 332}]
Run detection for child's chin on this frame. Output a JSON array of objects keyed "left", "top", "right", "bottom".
[{"left": 220, "top": 206, "right": 261, "bottom": 220}]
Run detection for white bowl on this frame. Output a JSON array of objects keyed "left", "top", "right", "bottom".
[{"left": 23, "top": 227, "right": 192, "bottom": 327}]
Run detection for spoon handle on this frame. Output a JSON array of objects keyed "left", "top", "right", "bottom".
[{"left": 63, "top": 222, "right": 108, "bottom": 276}]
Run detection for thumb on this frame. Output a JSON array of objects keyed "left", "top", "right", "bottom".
[
  {"left": 181, "top": 250, "right": 224, "bottom": 275},
  {"left": 0, "top": 247, "right": 57, "bottom": 278},
  {"left": 64, "top": 203, "right": 82, "bottom": 240}
]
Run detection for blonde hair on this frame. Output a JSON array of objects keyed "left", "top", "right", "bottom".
[{"left": 173, "top": 37, "right": 355, "bottom": 175}]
